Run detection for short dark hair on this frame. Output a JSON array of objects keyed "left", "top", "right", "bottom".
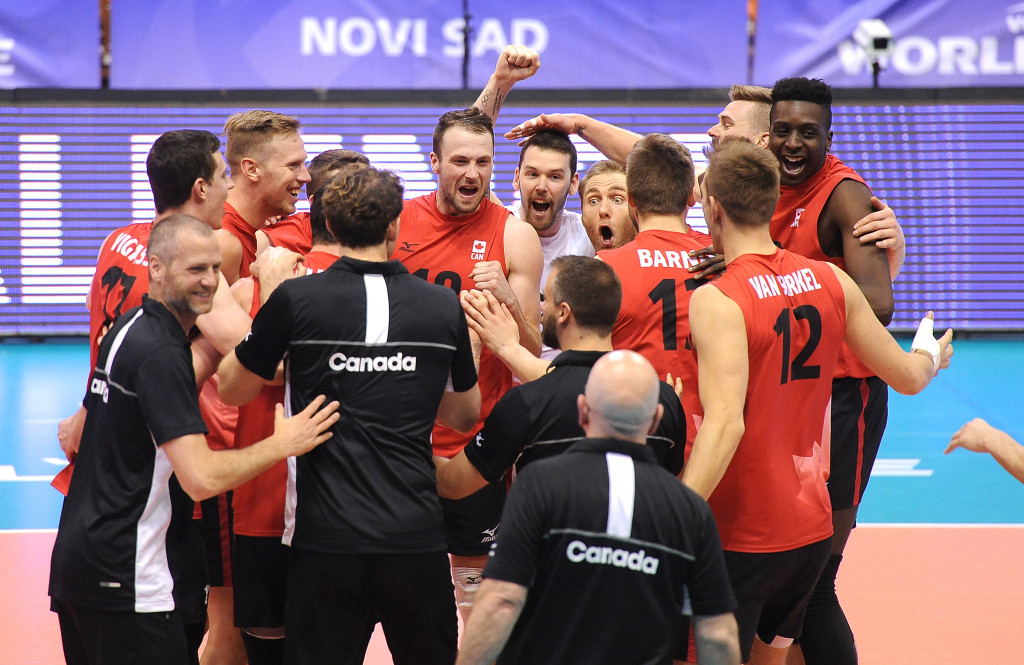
[
  {"left": 549, "top": 255, "right": 621, "bottom": 336},
  {"left": 625, "top": 134, "right": 694, "bottom": 215},
  {"left": 432, "top": 107, "right": 493, "bottom": 157},
  {"left": 309, "top": 163, "right": 370, "bottom": 245},
  {"left": 308, "top": 149, "right": 370, "bottom": 197},
  {"left": 147, "top": 130, "right": 221, "bottom": 214},
  {"left": 148, "top": 213, "right": 213, "bottom": 265},
  {"left": 518, "top": 129, "right": 577, "bottom": 175},
  {"left": 771, "top": 77, "right": 833, "bottom": 129},
  {"left": 703, "top": 137, "right": 780, "bottom": 227},
  {"left": 319, "top": 167, "right": 404, "bottom": 249}
]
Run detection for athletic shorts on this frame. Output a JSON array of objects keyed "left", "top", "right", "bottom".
[
  {"left": 439, "top": 478, "right": 505, "bottom": 557},
  {"left": 199, "top": 491, "right": 234, "bottom": 587},
  {"left": 233, "top": 535, "right": 288, "bottom": 630},
  {"left": 285, "top": 549, "right": 456, "bottom": 665},
  {"left": 724, "top": 537, "right": 832, "bottom": 663},
  {"left": 53, "top": 598, "right": 190, "bottom": 665},
  {"left": 828, "top": 376, "right": 888, "bottom": 511}
]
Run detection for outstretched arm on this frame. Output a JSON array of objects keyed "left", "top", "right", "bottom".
[
  {"left": 163, "top": 396, "right": 339, "bottom": 501},
  {"left": 833, "top": 265, "right": 952, "bottom": 395},
  {"left": 473, "top": 45, "right": 540, "bottom": 124},
  {"left": 946, "top": 419, "right": 1024, "bottom": 484},
  {"left": 505, "top": 113, "right": 641, "bottom": 164}
]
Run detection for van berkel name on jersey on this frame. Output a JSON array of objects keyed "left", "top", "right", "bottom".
[
  {"left": 328, "top": 351, "right": 417, "bottom": 372},
  {"left": 565, "top": 539, "right": 660, "bottom": 575}
]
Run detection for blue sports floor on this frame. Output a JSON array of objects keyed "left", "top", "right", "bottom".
[{"left": 1, "top": 336, "right": 1022, "bottom": 530}]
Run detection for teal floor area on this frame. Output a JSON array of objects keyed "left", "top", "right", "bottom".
[{"left": 1, "top": 337, "right": 1022, "bottom": 529}]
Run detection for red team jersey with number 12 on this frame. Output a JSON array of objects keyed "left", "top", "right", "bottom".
[
  {"left": 394, "top": 192, "right": 511, "bottom": 458},
  {"left": 707, "top": 249, "right": 845, "bottom": 552},
  {"left": 599, "top": 228, "right": 711, "bottom": 449}
]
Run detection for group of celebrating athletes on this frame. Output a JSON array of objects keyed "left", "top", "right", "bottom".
[{"left": 48, "top": 45, "right": 953, "bottom": 665}]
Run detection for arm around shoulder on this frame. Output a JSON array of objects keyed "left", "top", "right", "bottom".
[{"left": 830, "top": 180, "right": 894, "bottom": 324}]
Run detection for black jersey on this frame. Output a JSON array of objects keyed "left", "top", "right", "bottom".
[
  {"left": 465, "top": 350, "right": 686, "bottom": 483},
  {"left": 234, "top": 257, "right": 477, "bottom": 554},
  {"left": 485, "top": 437, "right": 736, "bottom": 665},
  {"left": 49, "top": 295, "right": 209, "bottom": 614}
]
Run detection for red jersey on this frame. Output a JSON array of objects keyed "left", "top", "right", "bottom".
[
  {"left": 706, "top": 249, "right": 845, "bottom": 552},
  {"left": 599, "top": 228, "right": 711, "bottom": 449},
  {"left": 232, "top": 249, "right": 338, "bottom": 536},
  {"left": 770, "top": 154, "right": 873, "bottom": 379},
  {"left": 87, "top": 223, "right": 152, "bottom": 370},
  {"left": 222, "top": 202, "right": 259, "bottom": 279},
  {"left": 394, "top": 192, "right": 511, "bottom": 458},
  {"left": 264, "top": 212, "right": 312, "bottom": 254}
]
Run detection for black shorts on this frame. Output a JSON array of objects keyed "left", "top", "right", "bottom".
[
  {"left": 199, "top": 490, "right": 234, "bottom": 587},
  {"left": 439, "top": 478, "right": 505, "bottom": 557},
  {"left": 285, "top": 549, "right": 457, "bottom": 665},
  {"left": 53, "top": 598, "right": 190, "bottom": 665},
  {"left": 232, "top": 535, "right": 289, "bottom": 630},
  {"left": 828, "top": 376, "right": 888, "bottom": 511},
  {"left": 724, "top": 537, "right": 832, "bottom": 663}
]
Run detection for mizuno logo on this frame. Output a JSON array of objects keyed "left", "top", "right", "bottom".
[{"left": 399, "top": 241, "right": 419, "bottom": 252}]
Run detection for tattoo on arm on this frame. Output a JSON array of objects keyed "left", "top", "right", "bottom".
[
  {"left": 491, "top": 89, "right": 507, "bottom": 117},
  {"left": 480, "top": 90, "right": 491, "bottom": 110}
]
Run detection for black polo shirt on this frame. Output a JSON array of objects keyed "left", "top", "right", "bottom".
[
  {"left": 234, "top": 256, "right": 477, "bottom": 554},
  {"left": 49, "top": 295, "right": 209, "bottom": 615},
  {"left": 484, "top": 437, "right": 736, "bottom": 665},
  {"left": 465, "top": 350, "right": 686, "bottom": 483}
]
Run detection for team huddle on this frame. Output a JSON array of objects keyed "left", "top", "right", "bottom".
[{"left": 48, "top": 46, "right": 954, "bottom": 665}]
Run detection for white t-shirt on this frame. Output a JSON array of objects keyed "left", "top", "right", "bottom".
[{"left": 509, "top": 202, "right": 595, "bottom": 362}]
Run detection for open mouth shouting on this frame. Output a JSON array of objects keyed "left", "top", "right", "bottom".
[{"left": 597, "top": 224, "right": 616, "bottom": 249}]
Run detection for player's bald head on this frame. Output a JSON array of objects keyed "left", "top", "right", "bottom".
[{"left": 580, "top": 350, "right": 662, "bottom": 442}]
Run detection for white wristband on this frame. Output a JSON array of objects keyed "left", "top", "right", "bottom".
[{"left": 911, "top": 316, "right": 940, "bottom": 368}]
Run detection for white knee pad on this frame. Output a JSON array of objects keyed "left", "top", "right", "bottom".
[{"left": 452, "top": 566, "right": 485, "bottom": 609}]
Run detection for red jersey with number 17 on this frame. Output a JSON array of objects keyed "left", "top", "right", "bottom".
[
  {"left": 599, "top": 228, "right": 710, "bottom": 450},
  {"left": 88, "top": 223, "right": 152, "bottom": 370},
  {"left": 706, "top": 249, "right": 845, "bottom": 552},
  {"left": 394, "top": 192, "right": 510, "bottom": 458}
]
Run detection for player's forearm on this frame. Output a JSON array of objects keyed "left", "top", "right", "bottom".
[
  {"left": 507, "top": 303, "right": 542, "bottom": 356},
  {"left": 681, "top": 417, "right": 744, "bottom": 500},
  {"left": 574, "top": 115, "right": 642, "bottom": 164},
  {"left": 981, "top": 430, "right": 1024, "bottom": 483},
  {"left": 456, "top": 581, "right": 526, "bottom": 665},
  {"left": 490, "top": 342, "right": 549, "bottom": 384},
  {"left": 887, "top": 240, "right": 906, "bottom": 281},
  {"left": 474, "top": 72, "right": 514, "bottom": 124},
  {"left": 180, "top": 435, "right": 288, "bottom": 502},
  {"left": 195, "top": 273, "right": 251, "bottom": 355},
  {"left": 216, "top": 352, "right": 266, "bottom": 406},
  {"left": 693, "top": 614, "right": 741, "bottom": 665}
]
